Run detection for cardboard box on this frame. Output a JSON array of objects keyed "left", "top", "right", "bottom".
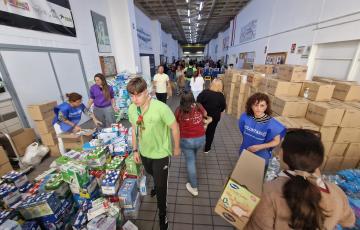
[
  {"left": 322, "top": 156, "right": 343, "bottom": 172},
  {"left": 277, "top": 65, "right": 307, "bottom": 82},
  {"left": 299, "top": 81, "right": 335, "bottom": 101},
  {"left": 48, "top": 145, "right": 61, "bottom": 157},
  {"left": 344, "top": 143, "right": 360, "bottom": 158},
  {"left": 327, "top": 102, "right": 360, "bottom": 128},
  {"left": 0, "top": 146, "right": 9, "bottom": 165},
  {"left": 272, "top": 96, "right": 309, "bottom": 117},
  {"left": 340, "top": 157, "right": 360, "bottom": 170},
  {"left": 319, "top": 126, "right": 338, "bottom": 142},
  {"left": 34, "top": 116, "right": 55, "bottom": 135},
  {"left": 334, "top": 127, "right": 360, "bottom": 143},
  {"left": 0, "top": 162, "right": 13, "bottom": 177},
  {"left": 274, "top": 116, "right": 300, "bottom": 129},
  {"left": 0, "top": 128, "right": 37, "bottom": 156},
  {"left": 323, "top": 142, "right": 348, "bottom": 157},
  {"left": 312, "top": 76, "right": 336, "bottom": 84},
  {"left": 215, "top": 150, "right": 265, "bottom": 229},
  {"left": 40, "top": 131, "right": 58, "bottom": 146},
  {"left": 266, "top": 79, "right": 302, "bottom": 96},
  {"left": 289, "top": 118, "right": 319, "bottom": 131},
  {"left": 247, "top": 72, "right": 265, "bottom": 88},
  {"left": 27, "top": 101, "right": 57, "bottom": 121},
  {"left": 60, "top": 131, "right": 94, "bottom": 150},
  {"left": 253, "top": 64, "right": 274, "bottom": 74},
  {"left": 306, "top": 102, "right": 345, "bottom": 126},
  {"left": 332, "top": 81, "right": 360, "bottom": 101}
]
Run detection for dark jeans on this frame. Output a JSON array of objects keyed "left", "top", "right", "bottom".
[
  {"left": 156, "top": 93, "right": 167, "bottom": 104},
  {"left": 140, "top": 155, "right": 170, "bottom": 217},
  {"left": 205, "top": 119, "right": 219, "bottom": 152}
]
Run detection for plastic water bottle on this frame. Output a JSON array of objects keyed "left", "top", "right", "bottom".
[{"left": 303, "top": 87, "right": 310, "bottom": 99}]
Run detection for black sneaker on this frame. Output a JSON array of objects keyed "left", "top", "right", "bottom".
[
  {"left": 150, "top": 188, "right": 156, "bottom": 197},
  {"left": 159, "top": 214, "right": 168, "bottom": 230}
]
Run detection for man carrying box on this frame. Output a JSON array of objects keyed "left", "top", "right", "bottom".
[{"left": 127, "top": 77, "right": 181, "bottom": 230}]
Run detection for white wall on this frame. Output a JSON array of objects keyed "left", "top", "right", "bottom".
[
  {"left": 161, "top": 30, "right": 179, "bottom": 63},
  {"left": 206, "top": 0, "right": 360, "bottom": 82}
]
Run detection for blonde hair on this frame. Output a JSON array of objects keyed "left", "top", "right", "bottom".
[{"left": 209, "top": 79, "right": 224, "bottom": 93}]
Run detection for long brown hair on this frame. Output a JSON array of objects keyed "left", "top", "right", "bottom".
[
  {"left": 281, "top": 129, "right": 327, "bottom": 230},
  {"left": 94, "top": 73, "right": 111, "bottom": 101},
  {"left": 178, "top": 91, "right": 202, "bottom": 119}
]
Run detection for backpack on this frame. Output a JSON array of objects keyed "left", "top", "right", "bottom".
[{"left": 185, "top": 67, "right": 194, "bottom": 78}]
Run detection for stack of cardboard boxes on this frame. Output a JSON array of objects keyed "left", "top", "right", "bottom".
[
  {"left": 223, "top": 65, "right": 360, "bottom": 172},
  {"left": 27, "top": 101, "right": 61, "bottom": 157}
]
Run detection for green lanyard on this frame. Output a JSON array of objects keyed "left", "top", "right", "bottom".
[{"left": 135, "top": 107, "right": 142, "bottom": 150}]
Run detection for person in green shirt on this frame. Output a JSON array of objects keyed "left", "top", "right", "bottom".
[{"left": 127, "top": 77, "right": 180, "bottom": 230}]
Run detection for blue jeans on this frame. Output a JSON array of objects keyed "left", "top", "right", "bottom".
[{"left": 181, "top": 136, "right": 206, "bottom": 188}]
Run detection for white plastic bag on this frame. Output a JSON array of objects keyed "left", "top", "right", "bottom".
[{"left": 22, "top": 142, "right": 49, "bottom": 166}]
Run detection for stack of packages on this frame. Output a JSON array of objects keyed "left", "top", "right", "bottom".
[
  {"left": 27, "top": 101, "right": 61, "bottom": 157},
  {"left": 0, "top": 123, "right": 147, "bottom": 229},
  {"left": 324, "top": 169, "right": 360, "bottom": 229},
  {"left": 107, "top": 72, "right": 132, "bottom": 122}
]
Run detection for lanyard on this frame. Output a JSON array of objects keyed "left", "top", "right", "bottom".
[{"left": 135, "top": 106, "right": 142, "bottom": 149}]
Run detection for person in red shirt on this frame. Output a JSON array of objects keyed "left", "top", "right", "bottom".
[{"left": 175, "top": 91, "right": 207, "bottom": 196}]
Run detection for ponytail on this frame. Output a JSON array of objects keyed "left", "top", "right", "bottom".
[
  {"left": 283, "top": 176, "right": 327, "bottom": 230},
  {"left": 66, "top": 92, "right": 82, "bottom": 102}
]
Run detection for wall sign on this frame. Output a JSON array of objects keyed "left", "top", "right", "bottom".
[
  {"left": 91, "top": 11, "right": 111, "bottom": 53},
  {"left": 265, "top": 52, "right": 287, "bottom": 65},
  {"left": 0, "top": 0, "right": 76, "bottom": 36},
  {"left": 137, "top": 27, "right": 152, "bottom": 51},
  {"left": 239, "top": 19, "right": 257, "bottom": 43}
]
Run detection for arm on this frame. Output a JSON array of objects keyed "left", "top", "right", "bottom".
[
  {"left": 169, "top": 121, "right": 180, "bottom": 156},
  {"left": 131, "top": 124, "right": 141, "bottom": 164},
  {"left": 83, "top": 106, "right": 102, "bottom": 127},
  {"left": 248, "top": 135, "right": 281, "bottom": 153},
  {"left": 87, "top": 98, "right": 94, "bottom": 109},
  {"left": 58, "top": 111, "right": 81, "bottom": 132}
]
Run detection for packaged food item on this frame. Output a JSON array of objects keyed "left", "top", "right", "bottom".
[
  {"left": 123, "top": 192, "right": 141, "bottom": 219},
  {"left": 60, "top": 162, "right": 90, "bottom": 188},
  {"left": 125, "top": 154, "right": 143, "bottom": 177},
  {"left": 44, "top": 173, "right": 70, "bottom": 198},
  {"left": 87, "top": 214, "right": 116, "bottom": 230},
  {"left": 101, "top": 170, "right": 120, "bottom": 195},
  {"left": 0, "top": 183, "right": 22, "bottom": 208},
  {"left": 118, "top": 178, "right": 138, "bottom": 208},
  {"left": 2, "top": 171, "right": 29, "bottom": 189}
]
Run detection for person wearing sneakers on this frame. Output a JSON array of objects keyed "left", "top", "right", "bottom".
[
  {"left": 175, "top": 91, "right": 207, "bottom": 196},
  {"left": 127, "top": 77, "right": 180, "bottom": 230}
]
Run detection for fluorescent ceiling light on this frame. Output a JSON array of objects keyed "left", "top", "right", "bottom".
[
  {"left": 188, "top": 18, "right": 191, "bottom": 23},
  {"left": 187, "top": 9, "right": 190, "bottom": 16},
  {"left": 196, "top": 23, "right": 199, "bottom": 27},
  {"left": 197, "top": 51, "right": 203, "bottom": 54},
  {"left": 199, "top": 2, "right": 203, "bottom": 11},
  {"left": 184, "top": 51, "right": 190, "bottom": 54},
  {"left": 198, "top": 14, "right": 201, "bottom": 20},
  {"left": 186, "top": 0, "right": 189, "bottom": 3}
]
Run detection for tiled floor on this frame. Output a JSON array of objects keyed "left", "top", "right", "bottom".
[{"left": 133, "top": 95, "right": 242, "bottom": 230}]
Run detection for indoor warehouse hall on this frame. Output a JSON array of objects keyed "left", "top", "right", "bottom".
[{"left": 0, "top": 0, "right": 360, "bottom": 230}]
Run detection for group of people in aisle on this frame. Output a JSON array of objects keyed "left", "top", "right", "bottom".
[{"left": 50, "top": 58, "right": 355, "bottom": 230}]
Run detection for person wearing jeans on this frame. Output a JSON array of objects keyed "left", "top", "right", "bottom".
[{"left": 175, "top": 91, "right": 207, "bottom": 196}]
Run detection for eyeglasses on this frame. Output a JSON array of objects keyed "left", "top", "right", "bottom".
[{"left": 286, "top": 128, "right": 322, "bottom": 139}]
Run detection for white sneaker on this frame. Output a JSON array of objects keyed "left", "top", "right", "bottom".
[{"left": 186, "top": 183, "right": 198, "bottom": 196}]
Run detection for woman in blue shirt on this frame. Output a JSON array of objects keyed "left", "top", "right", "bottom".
[
  {"left": 53, "top": 92, "right": 102, "bottom": 154},
  {"left": 239, "top": 93, "right": 285, "bottom": 166}
]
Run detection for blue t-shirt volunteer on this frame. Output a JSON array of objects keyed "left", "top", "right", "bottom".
[
  {"left": 52, "top": 102, "right": 86, "bottom": 132},
  {"left": 238, "top": 113, "right": 286, "bottom": 165}
]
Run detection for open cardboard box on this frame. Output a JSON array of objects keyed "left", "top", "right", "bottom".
[
  {"left": 59, "top": 129, "right": 95, "bottom": 150},
  {"left": 215, "top": 150, "right": 265, "bottom": 229}
]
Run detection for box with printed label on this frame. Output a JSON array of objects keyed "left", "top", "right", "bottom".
[
  {"left": 274, "top": 116, "right": 301, "bottom": 129},
  {"left": 123, "top": 192, "right": 141, "bottom": 220},
  {"left": 272, "top": 96, "right": 309, "bottom": 117},
  {"left": 319, "top": 126, "right": 338, "bottom": 142},
  {"left": 332, "top": 81, "right": 360, "bottom": 101},
  {"left": 334, "top": 127, "right": 360, "bottom": 143},
  {"left": 60, "top": 130, "right": 94, "bottom": 150},
  {"left": 277, "top": 65, "right": 307, "bottom": 82},
  {"left": 305, "top": 102, "right": 345, "bottom": 126},
  {"left": 101, "top": 170, "right": 120, "bottom": 195},
  {"left": 27, "top": 101, "right": 57, "bottom": 121},
  {"left": 0, "top": 128, "right": 37, "bottom": 157},
  {"left": 266, "top": 79, "right": 302, "bottom": 97},
  {"left": 0, "top": 146, "right": 9, "bottom": 165},
  {"left": 215, "top": 150, "right": 265, "bottom": 229},
  {"left": 288, "top": 118, "right": 319, "bottom": 131},
  {"left": 118, "top": 178, "right": 138, "bottom": 208},
  {"left": 60, "top": 162, "right": 90, "bottom": 188},
  {"left": 300, "top": 81, "right": 335, "bottom": 101},
  {"left": 0, "top": 183, "right": 22, "bottom": 208},
  {"left": 2, "top": 171, "right": 29, "bottom": 188},
  {"left": 312, "top": 76, "right": 336, "bottom": 84}
]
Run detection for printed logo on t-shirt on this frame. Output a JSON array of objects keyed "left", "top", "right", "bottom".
[{"left": 243, "top": 125, "right": 267, "bottom": 141}]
